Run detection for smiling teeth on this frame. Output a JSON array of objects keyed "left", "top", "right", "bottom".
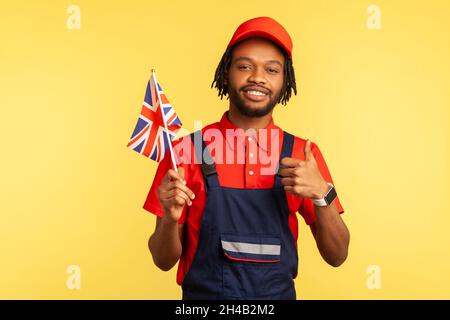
[{"left": 247, "top": 90, "right": 266, "bottom": 96}]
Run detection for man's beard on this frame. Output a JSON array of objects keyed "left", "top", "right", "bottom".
[{"left": 229, "top": 88, "right": 280, "bottom": 118}]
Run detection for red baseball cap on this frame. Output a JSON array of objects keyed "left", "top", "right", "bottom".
[{"left": 227, "top": 17, "right": 293, "bottom": 58}]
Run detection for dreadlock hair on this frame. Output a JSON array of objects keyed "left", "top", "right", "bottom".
[{"left": 211, "top": 43, "right": 297, "bottom": 106}]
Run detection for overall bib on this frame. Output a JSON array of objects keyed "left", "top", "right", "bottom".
[{"left": 182, "top": 130, "right": 298, "bottom": 300}]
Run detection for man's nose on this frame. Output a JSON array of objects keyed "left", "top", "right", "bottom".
[{"left": 247, "top": 66, "right": 266, "bottom": 84}]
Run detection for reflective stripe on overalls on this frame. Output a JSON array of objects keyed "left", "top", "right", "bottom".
[{"left": 182, "top": 130, "right": 298, "bottom": 300}]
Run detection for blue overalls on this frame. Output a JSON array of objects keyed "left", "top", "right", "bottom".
[{"left": 182, "top": 130, "right": 298, "bottom": 300}]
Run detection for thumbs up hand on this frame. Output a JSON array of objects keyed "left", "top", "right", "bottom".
[{"left": 278, "top": 140, "right": 329, "bottom": 199}]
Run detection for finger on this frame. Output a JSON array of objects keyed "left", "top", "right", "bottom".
[
  {"left": 277, "top": 167, "right": 297, "bottom": 177},
  {"left": 278, "top": 164, "right": 306, "bottom": 177},
  {"left": 163, "top": 180, "right": 196, "bottom": 200},
  {"left": 161, "top": 189, "right": 192, "bottom": 206},
  {"left": 177, "top": 166, "right": 186, "bottom": 182},
  {"left": 304, "top": 140, "right": 312, "bottom": 161},
  {"left": 173, "top": 195, "right": 188, "bottom": 207},
  {"left": 283, "top": 185, "right": 297, "bottom": 195},
  {"left": 280, "top": 157, "right": 302, "bottom": 168},
  {"left": 283, "top": 185, "right": 304, "bottom": 196},
  {"left": 163, "top": 168, "right": 185, "bottom": 185},
  {"left": 281, "top": 177, "right": 299, "bottom": 187}
]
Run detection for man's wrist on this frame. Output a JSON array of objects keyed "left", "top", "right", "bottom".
[
  {"left": 313, "top": 182, "right": 337, "bottom": 207},
  {"left": 313, "top": 181, "right": 330, "bottom": 199},
  {"left": 161, "top": 210, "right": 180, "bottom": 225}
]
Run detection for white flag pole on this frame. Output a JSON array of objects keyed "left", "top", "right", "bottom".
[{"left": 151, "top": 69, "right": 179, "bottom": 173}]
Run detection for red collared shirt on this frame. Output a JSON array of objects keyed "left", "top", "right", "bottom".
[{"left": 143, "top": 111, "right": 344, "bottom": 285}]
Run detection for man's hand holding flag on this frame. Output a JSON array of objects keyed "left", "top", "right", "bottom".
[{"left": 128, "top": 69, "right": 195, "bottom": 223}]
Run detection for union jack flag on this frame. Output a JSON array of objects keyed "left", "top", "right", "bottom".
[{"left": 127, "top": 72, "right": 182, "bottom": 162}]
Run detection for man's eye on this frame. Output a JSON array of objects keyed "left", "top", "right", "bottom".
[
  {"left": 268, "top": 68, "right": 280, "bottom": 74},
  {"left": 238, "top": 65, "right": 251, "bottom": 70}
]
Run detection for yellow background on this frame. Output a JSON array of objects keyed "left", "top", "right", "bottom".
[{"left": 1, "top": 0, "right": 449, "bottom": 299}]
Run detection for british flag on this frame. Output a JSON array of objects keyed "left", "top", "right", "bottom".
[{"left": 127, "top": 72, "right": 182, "bottom": 162}]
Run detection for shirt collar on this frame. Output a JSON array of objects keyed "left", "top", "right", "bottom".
[{"left": 218, "top": 111, "right": 279, "bottom": 153}]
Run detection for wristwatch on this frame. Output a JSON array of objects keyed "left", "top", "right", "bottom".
[{"left": 313, "top": 183, "right": 337, "bottom": 207}]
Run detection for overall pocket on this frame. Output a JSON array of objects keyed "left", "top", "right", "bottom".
[{"left": 221, "top": 234, "right": 282, "bottom": 298}]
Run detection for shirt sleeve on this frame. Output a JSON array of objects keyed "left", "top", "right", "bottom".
[
  {"left": 142, "top": 149, "right": 189, "bottom": 224},
  {"left": 298, "top": 141, "right": 344, "bottom": 225}
]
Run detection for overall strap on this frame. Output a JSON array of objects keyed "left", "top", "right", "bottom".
[
  {"left": 190, "top": 131, "right": 220, "bottom": 188},
  {"left": 275, "top": 131, "right": 295, "bottom": 188}
]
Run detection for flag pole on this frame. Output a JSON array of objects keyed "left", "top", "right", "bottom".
[{"left": 151, "top": 69, "right": 179, "bottom": 173}]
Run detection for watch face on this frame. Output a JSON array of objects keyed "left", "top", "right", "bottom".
[{"left": 325, "top": 186, "right": 337, "bottom": 205}]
